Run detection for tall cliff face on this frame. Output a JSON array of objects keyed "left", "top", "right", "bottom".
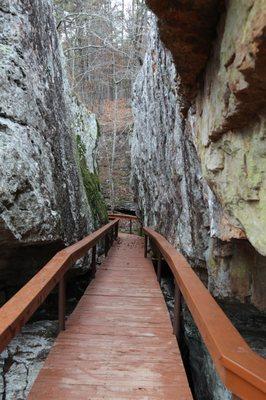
[
  {"left": 146, "top": 0, "right": 224, "bottom": 105},
  {"left": 132, "top": 2, "right": 266, "bottom": 398},
  {"left": 132, "top": 22, "right": 209, "bottom": 270},
  {"left": 132, "top": 13, "right": 266, "bottom": 310},
  {"left": 0, "top": 0, "right": 106, "bottom": 297}
]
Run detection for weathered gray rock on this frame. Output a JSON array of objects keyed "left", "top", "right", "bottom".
[
  {"left": 0, "top": 0, "right": 106, "bottom": 294},
  {"left": 194, "top": 0, "right": 266, "bottom": 259},
  {"left": 131, "top": 19, "right": 209, "bottom": 268},
  {"left": 132, "top": 7, "right": 266, "bottom": 308},
  {"left": 183, "top": 306, "right": 232, "bottom": 400},
  {"left": 183, "top": 300, "right": 266, "bottom": 400},
  {"left": 0, "top": 321, "right": 57, "bottom": 400},
  {"left": 73, "top": 98, "right": 108, "bottom": 226},
  {"left": 0, "top": 0, "right": 91, "bottom": 246}
]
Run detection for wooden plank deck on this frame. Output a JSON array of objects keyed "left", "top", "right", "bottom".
[{"left": 29, "top": 233, "right": 192, "bottom": 399}]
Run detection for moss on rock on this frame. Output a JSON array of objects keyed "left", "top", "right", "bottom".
[{"left": 76, "top": 134, "right": 108, "bottom": 225}]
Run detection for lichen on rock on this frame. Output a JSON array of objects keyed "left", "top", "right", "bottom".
[
  {"left": 0, "top": 0, "right": 107, "bottom": 295},
  {"left": 194, "top": 0, "right": 266, "bottom": 257}
]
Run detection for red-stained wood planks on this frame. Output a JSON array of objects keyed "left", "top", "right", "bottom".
[{"left": 29, "top": 233, "right": 192, "bottom": 400}]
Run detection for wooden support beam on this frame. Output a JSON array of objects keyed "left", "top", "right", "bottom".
[
  {"left": 173, "top": 281, "right": 181, "bottom": 340},
  {"left": 115, "top": 222, "right": 119, "bottom": 239},
  {"left": 157, "top": 254, "right": 162, "bottom": 284},
  {"left": 91, "top": 245, "right": 97, "bottom": 278},
  {"left": 105, "top": 235, "right": 109, "bottom": 256},
  {"left": 58, "top": 276, "right": 66, "bottom": 332},
  {"left": 144, "top": 234, "right": 148, "bottom": 258}
]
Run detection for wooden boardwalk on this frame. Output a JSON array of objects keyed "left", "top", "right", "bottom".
[{"left": 29, "top": 233, "right": 192, "bottom": 399}]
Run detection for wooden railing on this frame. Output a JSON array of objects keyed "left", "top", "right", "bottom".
[
  {"left": 108, "top": 213, "right": 142, "bottom": 235},
  {"left": 0, "top": 219, "right": 119, "bottom": 354},
  {"left": 1, "top": 215, "right": 265, "bottom": 400},
  {"left": 143, "top": 227, "right": 266, "bottom": 400}
]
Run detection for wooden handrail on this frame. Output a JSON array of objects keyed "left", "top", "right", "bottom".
[
  {"left": 108, "top": 213, "right": 141, "bottom": 235},
  {"left": 108, "top": 213, "right": 138, "bottom": 221},
  {"left": 0, "top": 219, "right": 119, "bottom": 353},
  {"left": 143, "top": 227, "right": 266, "bottom": 400}
]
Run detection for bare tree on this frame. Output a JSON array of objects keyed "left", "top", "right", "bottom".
[{"left": 54, "top": 0, "right": 150, "bottom": 210}]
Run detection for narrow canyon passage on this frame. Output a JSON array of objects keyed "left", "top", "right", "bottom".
[{"left": 0, "top": 0, "right": 266, "bottom": 399}]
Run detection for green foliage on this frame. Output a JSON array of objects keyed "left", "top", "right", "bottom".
[{"left": 76, "top": 135, "right": 108, "bottom": 225}]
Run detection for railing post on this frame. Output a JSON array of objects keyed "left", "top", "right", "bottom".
[
  {"left": 105, "top": 234, "right": 109, "bottom": 256},
  {"left": 173, "top": 280, "right": 181, "bottom": 340},
  {"left": 129, "top": 219, "right": 132, "bottom": 234},
  {"left": 115, "top": 222, "right": 119, "bottom": 239},
  {"left": 144, "top": 234, "right": 148, "bottom": 257},
  {"left": 110, "top": 228, "right": 113, "bottom": 246},
  {"left": 140, "top": 223, "right": 143, "bottom": 236},
  {"left": 58, "top": 276, "right": 66, "bottom": 332},
  {"left": 91, "top": 245, "right": 96, "bottom": 278},
  {"left": 157, "top": 253, "right": 162, "bottom": 284}
]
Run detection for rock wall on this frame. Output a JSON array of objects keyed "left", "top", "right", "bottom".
[
  {"left": 0, "top": 321, "right": 57, "bottom": 399},
  {"left": 146, "top": 0, "right": 224, "bottom": 105},
  {"left": 131, "top": 2, "right": 266, "bottom": 398},
  {"left": 0, "top": 0, "right": 107, "bottom": 297},
  {"left": 74, "top": 102, "right": 108, "bottom": 225},
  {"left": 131, "top": 21, "right": 209, "bottom": 271}
]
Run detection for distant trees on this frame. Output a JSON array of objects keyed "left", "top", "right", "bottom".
[
  {"left": 54, "top": 0, "right": 148, "bottom": 111},
  {"left": 54, "top": 0, "right": 150, "bottom": 211}
]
